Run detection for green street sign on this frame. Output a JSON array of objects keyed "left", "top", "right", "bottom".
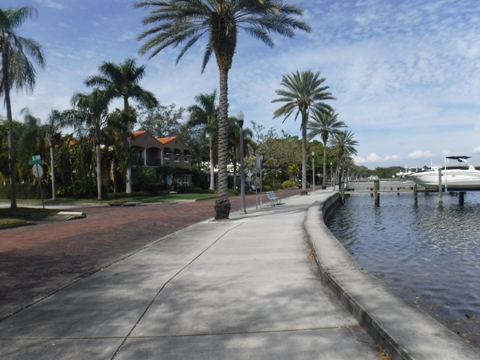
[
  {"left": 29, "top": 159, "right": 44, "bottom": 165},
  {"left": 32, "top": 155, "right": 41, "bottom": 161}
]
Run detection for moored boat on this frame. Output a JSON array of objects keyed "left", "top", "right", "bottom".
[{"left": 409, "top": 156, "right": 480, "bottom": 191}]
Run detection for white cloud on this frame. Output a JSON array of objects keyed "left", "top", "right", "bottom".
[
  {"left": 34, "top": 0, "right": 65, "bottom": 9},
  {"left": 408, "top": 150, "right": 433, "bottom": 159},
  {"left": 353, "top": 156, "right": 366, "bottom": 165},
  {"left": 366, "top": 153, "right": 383, "bottom": 162},
  {"left": 473, "top": 146, "right": 480, "bottom": 153},
  {"left": 352, "top": 153, "right": 402, "bottom": 166}
]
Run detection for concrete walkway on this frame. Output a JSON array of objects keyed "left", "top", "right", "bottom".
[{"left": 0, "top": 190, "right": 478, "bottom": 359}]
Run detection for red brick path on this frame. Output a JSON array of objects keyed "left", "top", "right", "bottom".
[{"left": 0, "top": 189, "right": 304, "bottom": 318}]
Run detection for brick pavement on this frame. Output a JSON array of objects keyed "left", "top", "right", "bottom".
[{"left": 0, "top": 189, "right": 305, "bottom": 319}]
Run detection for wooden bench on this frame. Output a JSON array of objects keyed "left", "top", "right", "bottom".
[{"left": 266, "top": 191, "right": 282, "bottom": 206}]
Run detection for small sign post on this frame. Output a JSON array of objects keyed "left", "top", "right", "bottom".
[{"left": 29, "top": 155, "right": 45, "bottom": 209}]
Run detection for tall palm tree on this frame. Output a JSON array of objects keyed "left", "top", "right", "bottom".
[
  {"left": 135, "top": 0, "right": 310, "bottom": 219},
  {"left": 329, "top": 130, "right": 358, "bottom": 190},
  {"left": 329, "top": 130, "right": 358, "bottom": 162},
  {"left": 85, "top": 58, "right": 158, "bottom": 193},
  {"left": 70, "top": 89, "right": 111, "bottom": 200},
  {"left": 186, "top": 90, "right": 218, "bottom": 190},
  {"left": 307, "top": 109, "right": 346, "bottom": 188},
  {"left": 0, "top": 6, "right": 45, "bottom": 208},
  {"left": 45, "top": 110, "right": 65, "bottom": 200},
  {"left": 272, "top": 70, "right": 334, "bottom": 194}
]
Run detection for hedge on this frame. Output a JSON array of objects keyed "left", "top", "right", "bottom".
[{"left": 0, "top": 182, "right": 52, "bottom": 199}]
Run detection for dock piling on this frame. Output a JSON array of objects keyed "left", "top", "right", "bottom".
[
  {"left": 438, "top": 168, "right": 443, "bottom": 205},
  {"left": 374, "top": 180, "right": 380, "bottom": 206}
]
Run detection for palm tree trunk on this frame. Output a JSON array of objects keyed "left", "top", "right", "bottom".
[
  {"left": 49, "top": 141, "right": 56, "bottom": 200},
  {"left": 322, "top": 141, "right": 327, "bottom": 188},
  {"left": 124, "top": 99, "right": 133, "bottom": 194},
  {"left": 214, "top": 68, "right": 231, "bottom": 219},
  {"left": 301, "top": 112, "right": 308, "bottom": 194},
  {"left": 113, "top": 156, "right": 118, "bottom": 193},
  {"left": 209, "top": 137, "right": 215, "bottom": 190},
  {"left": 233, "top": 156, "right": 238, "bottom": 191},
  {"left": 95, "top": 143, "right": 102, "bottom": 200},
  {"left": 2, "top": 48, "right": 17, "bottom": 209},
  {"left": 126, "top": 166, "right": 132, "bottom": 193}
]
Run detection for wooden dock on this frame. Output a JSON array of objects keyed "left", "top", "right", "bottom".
[{"left": 339, "top": 180, "right": 450, "bottom": 205}]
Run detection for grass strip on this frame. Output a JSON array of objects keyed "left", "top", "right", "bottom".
[
  {"left": 0, "top": 207, "right": 61, "bottom": 218},
  {"left": 0, "top": 218, "right": 28, "bottom": 228}
]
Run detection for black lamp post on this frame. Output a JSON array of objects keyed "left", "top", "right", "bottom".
[
  {"left": 238, "top": 111, "right": 246, "bottom": 214},
  {"left": 312, "top": 151, "right": 315, "bottom": 193},
  {"left": 330, "top": 162, "right": 333, "bottom": 191}
]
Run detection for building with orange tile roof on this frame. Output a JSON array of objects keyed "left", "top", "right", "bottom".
[{"left": 129, "top": 131, "right": 193, "bottom": 187}]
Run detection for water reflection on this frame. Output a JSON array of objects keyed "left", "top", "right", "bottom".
[{"left": 327, "top": 192, "right": 480, "bottom": 348}]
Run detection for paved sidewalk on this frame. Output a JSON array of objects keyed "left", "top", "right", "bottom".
[
  {"left": 0, "top": 190, "right": 381, "bottom": 359},
  {"left": 0, "top": 189, "right": 301, "bottom": 317}
]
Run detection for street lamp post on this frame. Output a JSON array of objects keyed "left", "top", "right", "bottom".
[
  {"left": 330, "top": 162, "right": 333, "bottom": 191},
  {"left": 311, "top": 151, "right": 315, "bottom": 193},
  {"left": 238, "top": 111, "right": 246, "bottom": 214}
]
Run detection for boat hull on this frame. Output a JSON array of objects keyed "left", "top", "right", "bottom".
[{"left": 409, "top": 169, "right": 480, "bottom": 191}]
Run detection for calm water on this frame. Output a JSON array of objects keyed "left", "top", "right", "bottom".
[{"left": 326, "top": 191, "right": 480, "bottom": 348}]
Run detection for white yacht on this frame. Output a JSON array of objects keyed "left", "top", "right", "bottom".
[{"left": 409, "top": 156, "right": 480, "bottom": 191}]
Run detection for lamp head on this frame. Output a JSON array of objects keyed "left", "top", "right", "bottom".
[{"left": 237, "top": 111, "right": 244, "bottom": 127}]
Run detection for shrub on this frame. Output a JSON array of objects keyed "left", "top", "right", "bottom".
[
  {"left": 72, "top": 178, "right": 96, "bottom": 197},
  {"left": 0, "top": 182, "right": 52, "bottom": 199},
  {"left": 282, "top": 180, "right": 296, "bottom": 188},
  {"left": 132, "top": 167, "right": 159, "bottom": 192}
]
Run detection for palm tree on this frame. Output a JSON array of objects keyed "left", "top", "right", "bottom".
[
  {"left": 69, "top": 89, "right": 111, "bottom": 200},
  {"left": 186, "top": 90, "right": 218, "bottom": 190},
  {"left": 0, "top": 6, "right": 45, "bottom": 208},
  {"left": 329, "top": 130, "right": 358, "bottom": 190},
  {"left": 307, "top": 109, "right": 346, "bottom": 188},
  {"left": 272, "top": 70, "right": 334, "bottom": 194},
  {"left": 45, "top": 110, "right": 65, "bottom": 200},
  {"left": 135, "top": 0, "right": 310, "bottom": 219},
  {"left": 85, "top": 58, "right": 158, "bottom": 193}
]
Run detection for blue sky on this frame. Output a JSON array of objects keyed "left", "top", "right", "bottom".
[{"left": 3, "top": 0, "right": 480, "bottom": 169}]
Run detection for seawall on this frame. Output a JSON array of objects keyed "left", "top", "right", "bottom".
[{"left": 305, "top": 193, "right": 480, "bottom": 360}]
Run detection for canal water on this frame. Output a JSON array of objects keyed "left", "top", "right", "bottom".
[{"left": 326, "top": 190, "right": 480, "bottom": 349}]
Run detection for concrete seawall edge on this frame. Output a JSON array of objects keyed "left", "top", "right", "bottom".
[{"left": 305, "top": 193, "right": 480, "bottom": 360}]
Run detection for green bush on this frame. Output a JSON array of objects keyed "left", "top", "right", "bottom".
[
  {"left": 72, "top": 178, "right": 96, "bottom": 197},
  {"left": 132, "top": 167, "right": 159, "bottom": 192},
  {"left": 282, "top": 180, "right": 296, "bottom": 188},
  {"left": 0, "top": 182, "right": 52, "bottom": 199},
  {"left": 228, "top": 188, "right": 239, "bottom": 196}
]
